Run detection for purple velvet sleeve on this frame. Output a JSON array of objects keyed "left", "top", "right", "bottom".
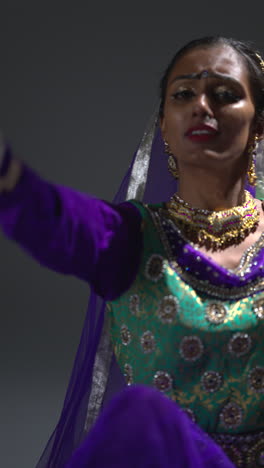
[{"left": 0, "top": 163, "right": 143, "bottom": 300}]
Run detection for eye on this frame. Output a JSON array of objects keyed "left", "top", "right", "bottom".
[
  {"left": 213, "top": 86, "right": 241, "bottom": 103},
  {"left": 171, "top": 88, "right": 195, "bottom": 100}
]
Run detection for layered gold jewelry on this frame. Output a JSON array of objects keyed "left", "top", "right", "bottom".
[{"left": 166, "top": 190, "right": 260, "bottom": 251}]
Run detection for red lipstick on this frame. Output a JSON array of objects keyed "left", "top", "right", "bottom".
[{"left": 185, "top": 124, "right": 218, "bottom": 142}]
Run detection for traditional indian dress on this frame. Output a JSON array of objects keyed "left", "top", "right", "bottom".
[{"left": 1, "top": 120, "right": 264, "bottom": 467}]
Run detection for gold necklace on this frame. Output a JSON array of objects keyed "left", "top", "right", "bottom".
[{"left": 166, "top": 190, "right": 260, "bottom": 251}]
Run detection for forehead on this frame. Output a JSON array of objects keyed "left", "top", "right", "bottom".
[{"left": 168, "top": 45, "right": 250, "bottom": 86}]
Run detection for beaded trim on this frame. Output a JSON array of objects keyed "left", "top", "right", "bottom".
[
  {"left": 211, "top": 430, "right": 264, "bottom": 468},
  {"left": 147, "top": 206, "right": 264, "bottom": 300},
  {"left": 154, "top": 205, "right": 264, "bottom": 278}
]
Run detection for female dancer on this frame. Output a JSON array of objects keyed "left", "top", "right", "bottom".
[{"left": 1, "top": 36, "right": 264, "bottom": 467}]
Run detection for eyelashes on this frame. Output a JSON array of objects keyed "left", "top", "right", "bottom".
[
  {"left": 172, "top": 89, "right": 194, "bottom": 100},
  {"left": 171, "top": 87, "right": 242, "bottom": 104}
]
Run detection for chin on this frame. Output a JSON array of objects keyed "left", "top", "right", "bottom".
[
  {"left": 189, "top": 149, "right": 225, "bottom": 161},
  {"left": 182, "top": 151, "right": 235, "bottom": 171}
]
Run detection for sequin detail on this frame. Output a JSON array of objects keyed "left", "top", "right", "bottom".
[
  {"left": 179, "top": 336, "right": 204, "bottom": 362},
  {"left": 201, "top": 371, "right": 222, "bottom": 393},
  {"left": 212, "top": 431, "right": 264, "bottom": 468},
  {"left": 157, "top": 295, "right": 179, "bottom": 324},
  {"left": 129, "top": 294, "right": 140, "bottom": 315},
  {"left": 145, "top": 254, "right": 164, "bottom": 282},
  {"left": 219, "top": 402, "right": 243, "bottom": 429},
  {"left": 220, "top": 445, "right": 243, "bottom": 468},
  {"left": 246, "top": 439, "right": 264, "bottom": 466},
  {"left": 153, "top": 371, "right": 173, "bottom": 392},
  {"left": 140, "top": 331, "right": 156, "bottom": 354},
  {"left": 248, "top": 366, "right": 264, "bottom": 393},
  {"left": 205, "top": 303, "right": 227, "bottom": 324},
  {"left": 124, "top": 363, "right": 133, "bottom": 385},
  {"left": 120, "top": 325, "right": 131, "bottom": 346},
  {"left": 212, "top": 436, "right": 243, "bottom": 467},
  {"left": 228, "top": 332, "right": 252, "bottom": 357},
  {"left": 253, "top": 297, "right": 264, "bottom": 319}
]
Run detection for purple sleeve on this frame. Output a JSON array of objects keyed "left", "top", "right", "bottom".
[{"left": 0, "top": 163, "right": 143, "bottom": 300}]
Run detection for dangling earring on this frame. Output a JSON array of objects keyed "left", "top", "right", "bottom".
[
  {"left": 164, "top": 140, "right": 179, "bottom": 179},
  {"left": 247, "top": 136, "right": 258, "bottom": 186}
]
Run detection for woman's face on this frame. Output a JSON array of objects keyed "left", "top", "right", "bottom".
[{"left": 160, "top": 45, "right": 256, "bottom": 172}]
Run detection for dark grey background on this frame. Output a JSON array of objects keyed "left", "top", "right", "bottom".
[{"left": 0, "top": 4, "right": 263, "bottom": 467}]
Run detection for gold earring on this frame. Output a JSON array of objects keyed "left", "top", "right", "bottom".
[
  {"left": 164, "top": 140, "right": 179, "bottom": 179},
  {"left": 247, "top": 136, "right": 259, "bottom": 186}
]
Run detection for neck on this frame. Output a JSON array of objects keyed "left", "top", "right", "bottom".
[{"left": 177, "top": 166, "right": 247, "bottom": 211}]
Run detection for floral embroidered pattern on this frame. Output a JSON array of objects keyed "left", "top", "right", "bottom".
[
  {"left": 228, "top": 332, "right": 252, "bottom": 357},
  {"left": 205, "top": 303, "right": 227, "bottom": 324},
  {"left": 219, "top": 402, "right": 243, "bottom": 429},
  {"left": 124, "top": 363, "right": 133, "bottom": 385},
  {"left": 248, "top": 366, "right": 264, "bottom": 393},
  {"left": 153, "top": 371, "right": 173, "bottom": 392},
  {"left": 140, "top": 330, "right": 156, "bottom": 354},
  {"left": 201, "top": 371, "right": 222, "bottom": 393},
  {"left": 129, "top": 294, "right": 140, "bottom": 316},
  {"left": 145, "top": 254, "right": 164, "bottom": 282},
  {"left": 179, "top": 336, "right": 204, "bottom": 362},
  {"left": 157, "top": 295, "right": 179, "bottom": 324},
  {"left": 120, "top": 324, "right": 132, "bottom": 346}
]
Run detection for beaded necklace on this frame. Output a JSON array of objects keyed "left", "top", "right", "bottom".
[{"left": 166, "top": 190, "right": 260, "bottom": 251}]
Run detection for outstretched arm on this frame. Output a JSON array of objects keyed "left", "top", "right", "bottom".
[{"left": 0, "top": 146, "right": 142, "bottom": 299}]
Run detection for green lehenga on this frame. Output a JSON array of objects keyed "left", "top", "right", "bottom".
[{"left": 109, "top": 201, "right": 264, "bottom": 436}]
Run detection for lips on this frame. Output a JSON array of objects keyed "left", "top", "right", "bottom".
[{"left": 186, "top": 124, "right": 219, "bottom": 142}]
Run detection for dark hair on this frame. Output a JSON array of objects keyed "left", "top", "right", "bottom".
[{"left": 159, "top": 36, "right": 264, "bottom": 131}]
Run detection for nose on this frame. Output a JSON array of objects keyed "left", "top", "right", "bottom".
[{"left": 192, "top": 93, "right": 214, "bottom": 118}]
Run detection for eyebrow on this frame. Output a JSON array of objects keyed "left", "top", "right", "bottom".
[{"left": 168, "top": 71, "right": 241, "bottom": 87}]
